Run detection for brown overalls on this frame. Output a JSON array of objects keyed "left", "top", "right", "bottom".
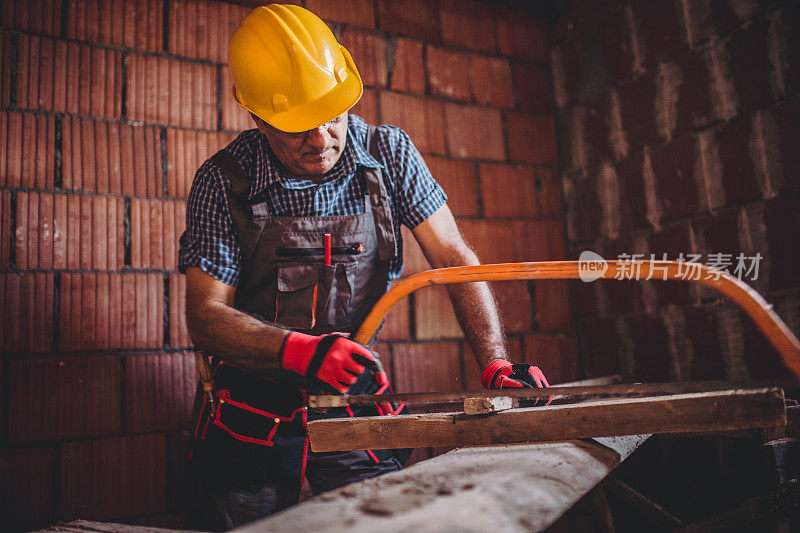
[{"left": 187, "top": 127, "right": 410, "bottom": 531}]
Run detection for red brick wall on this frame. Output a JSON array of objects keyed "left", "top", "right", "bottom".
[
  {"left": 0, "top": 0, "right": 565, "bottom": 529},
  {"left": 553, "top": 0, "right": 800, "bottom": 382}
]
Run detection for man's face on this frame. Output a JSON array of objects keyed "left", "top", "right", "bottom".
[{"left": 255, "top": 113, "right": 349, "bottom": 181}]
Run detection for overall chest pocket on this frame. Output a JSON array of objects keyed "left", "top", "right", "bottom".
[{"left": 275, "top": 261, "right": 357, "bottom": 330}]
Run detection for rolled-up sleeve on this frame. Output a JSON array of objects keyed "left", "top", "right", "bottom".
[
  {"left": 178, "top": 161, "right": 241, "bottom": 287},
  {"left": 379, "top": 127, "right": 447, "bottom": 229}
]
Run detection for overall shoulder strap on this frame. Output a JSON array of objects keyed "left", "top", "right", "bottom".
[
  {"left": 363, "top": 126, "right": 398, "bottom": 260},
  {"left": 209, "top": 149, "right": 261, "bottom": 261}
]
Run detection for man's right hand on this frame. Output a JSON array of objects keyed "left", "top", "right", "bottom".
[{"left": 280, "top": 332, "right": 387, "bottom": 393}]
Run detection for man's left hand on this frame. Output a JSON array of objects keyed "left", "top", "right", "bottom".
[{"left": 481, "top": 360, "right": 551, "bottom": 405}]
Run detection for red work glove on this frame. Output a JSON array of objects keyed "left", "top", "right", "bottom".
[
  {"left": 481, "top": 360, "right": 551, "bottom": 406},
  {"left": 281, "top": 332, "right": 388, "bottom": 394}
]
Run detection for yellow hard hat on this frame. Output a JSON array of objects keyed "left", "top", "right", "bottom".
[{"left": 228, "top": 4, "right": 363, "bottom": 133}]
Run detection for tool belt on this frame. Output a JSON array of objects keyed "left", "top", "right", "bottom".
[{"left": 192, "top": 355, "right": 411, "bottom": 466}]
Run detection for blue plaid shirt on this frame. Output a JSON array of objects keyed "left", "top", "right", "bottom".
[{"left": 178, "top": 114, "right": 447, "bottom": 286}]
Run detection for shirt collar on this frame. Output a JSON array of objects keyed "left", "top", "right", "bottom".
[{"left": 251, "top": 116, "right": 384, "bottom": 196}]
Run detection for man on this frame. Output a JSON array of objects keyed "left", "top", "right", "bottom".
[{"left": 179, "top": 4, "right": 549, "bottom": 530}]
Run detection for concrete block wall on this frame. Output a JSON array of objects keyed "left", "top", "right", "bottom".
[
  {"left": 0, "top": 0, "right": 567, "bottom": 529},
  {"left": 552, "top": 0, "right": 800, "bottom": 383}
]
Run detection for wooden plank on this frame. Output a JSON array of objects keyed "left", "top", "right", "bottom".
[
  {"left": 307, "top": 388, "right": 786, "bottom": 452},
  {"left": 243, "top": 435, "right": 650, "bottom": 533},
  {"left": 308, "top": 378, "right": 795, "bottom": 409}
]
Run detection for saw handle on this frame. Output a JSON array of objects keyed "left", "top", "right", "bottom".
[{"left": 353, "top": 260, "right": 800, "bottom": 379}]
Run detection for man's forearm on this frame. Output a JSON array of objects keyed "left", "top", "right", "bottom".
[
  {"left": 446, "top": 277, "right": 508, "bottom": 369},
  {"left": 187, "top": 300, "right": 289, "bottom": 370}
]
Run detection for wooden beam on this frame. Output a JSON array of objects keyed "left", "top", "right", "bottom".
[
  {"left": 604, "top": 476, "right": 686, "bottom": 530},
  {"left": 240, "top": 435, "right": 651, "bottom": 533},
  {"left": 307, "top": 388, "right": 786, "bottom": 452},
  {"left": 307, "top": 379, "right": 796, "bottom": 409}
]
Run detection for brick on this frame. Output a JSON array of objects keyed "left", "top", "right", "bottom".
[
  {"left": 125, "top": 352, "right": 195, "bottom": 432},
  {"left": 388, "top": 37, "right": 425, "bottom": 94},
  {"left": 479, "top": 163, "right": 538, "bottom": 218},
  {"left": 513, "top": 61, "right": 552, "bottom": 113},
  {"left": 514, "top": 220, "right": 567, "bottom": 261},
  {"left": 604, "top": 236, "right": 645, "bottom": 315},
  {"left": 524, "top": 334, "right": 580, "bottom": 384},
  {"left": 0, "top": 190, "right": 9, "bottom": 267},
  {"left": 536, "top": 168, "right": 564, "bottom": 218},
  {"left": 0, "top": 448, "right": 55, "bottom": 531},
  {"left": 771, "top": 96, "right": 800, "bottom": 193},
  {"left": 462, "top": 337, "right": 523, "bottom": 390},
  {"left": 341, "top": 27, "right": 387, "bottom": 89},
  {"left": 470, "top": 55, "right": 514, "bottom": 108},
  {"left": 741, "top": 307, "right": 789, "bottom": 379},
  {"left": 15, "top": 191, "right": 59, "bottom": 270},
  {"left": 165, "top": 129, "right": 233, "bottom": 199},
  {"left": 629, "top": 315, "right": 672, "bottom": 381},
  {"left": 425, "top": 156, "right": 478, "bottom": 216},
  {"left": 127, "top": 54, "right": 216, "bottom": 129},
  {"left": 351, "top": 88, "right": 378, "bottom": 126},
  {"left": 426, "top": 46, "right": 472, "bottom": 101},
  {"left": 445, "top": 104, "right": 504, "bottom": 160},
  {"left": 613, "top": 152, "right": 650, "bottom": 232},
  {"left": 400, "top": 225, "right": 431, "bottom": 277},
  {"left": 683, "top": 306, "right": 725, "bottom": 380},
  {"left": 131, "top": 199, "right": 159, "bottom": 269},
  {"left": 62, "top": 117, "right": 160, "bottom": 196},
  {"left": 415, "top": 285, "right": 462, "bottom": 339},
  {"left": 65, "top": 0, "right": 163, "bottom": 51},
  {"left": 581, "top": 318, "right": 621, "bottom": 377},
  {"left": 378, "top": 287, "right": 410, "bottom": 340},
  {"left": 551, "top": 37, "right": 587, "bottom": 109},
  {"left": 379, "top": 92, "right": 446, "bottom": 154},
  {"left": 649, "top": 135, "right": 699, "bottom": 224},
  {"left": 168, "top": 0, "right": 247, "bottom": 62},
  {"left": 1, "top": 0, "right": 60, "bottom": 34},
  {"left": 440, "top": 0, "right": 496, "bottom": 52},
  {"left": 673, "top": 50, "right": 715, "bottom": 135},
  {"left": 496, "top": 8, "right": 547, "bottom": 62},
  {"left": 60, "top": 273, "right": 162, "bottom": 350},
  {"left": 60, "top": 434, "right": 167, "bottom": 521},
  {"left": 57, "top": 194, "right": 124, "bottom": 270},
  {"left": 17, "top": 36, "right": 122, "bottom": 117},
  {"left": 683, "top": 0, "right": 761, "bottom": 47},
  {"left": 169, "top": 273, "right": 191, "bottom": 348},
  {"left": 630, "top": 0, "right": 688, "bottom": 65},
  {"left": 378, "top": 0, "right": 440, "bottom": 42},
  {"left": 1, "top": 33, "right": 11, "bottom": 106},
  {"left": 307, "top": 0, "right": 374, "bottom": 27},
  {"left": 0, "top": 111, "right": 55, "bottom": 188},
  {"left": 617, "top": 70, "right": 660, "bottom": 152},
  {"left": 647, "top": 223, "right": 693, "bottom": 305},
  {"left": 563, "top": 170, "right": 604, "bottom": 242},
  {"left": 534, "top": 280, "right": 571, "bottom": 331},
  {"left": 0, "top": 273, "right": 54, "bottom": 353},
  {"left": 454, "top": 219, "right": 516, "bottom": 264},
  {"left": 392, "top": 341, "right": 462, "bottom": 393},
  {"left": 715, "top": 118, "right": 763, "bottom": 204},
  {"left": 221, "top": 72, "right": 253, "bottom": 132},
  {"left": 505, "top": 111, "right": 557, "bottom": 164},
  {"left": 724, "top": 17, "right": 775, "bottom": 114},
  {"left": 764, "top": 195, "right": 800, "bottom": 291},
  {"left": 781, "top": 3, "right": 800, "bottom": 95},
  {"left": 8, "top": 355, "right": 121, "bottom": 442},
  {"left": 599, "top": 17, "right": 633, "bottom": 82}
]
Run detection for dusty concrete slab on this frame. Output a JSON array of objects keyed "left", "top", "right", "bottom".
[{"left": 237, "top": 435, "right": 649, "bottom": 533}]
